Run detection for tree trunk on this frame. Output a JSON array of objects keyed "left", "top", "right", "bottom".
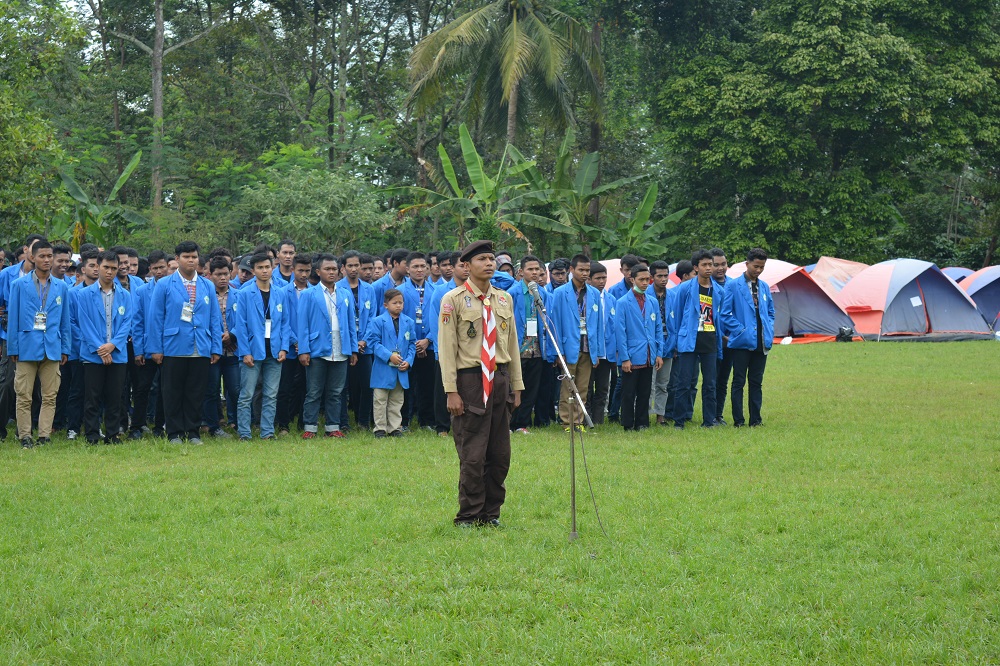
[
  {"left": 585, "top": 19, "right": 603, "bottom": 250},
  {"left": 506, "top": 80, "right": 519, "bottom": 147},
  {"left": 336, "top": 0, "right": 350, "bottom": 165},
  {"left": 151, "top": 0, "right": 165, "bottom": 216}
]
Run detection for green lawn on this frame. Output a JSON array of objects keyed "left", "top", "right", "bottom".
[{"left": 2, "top": 342, "right": 999, "bottom": 663}]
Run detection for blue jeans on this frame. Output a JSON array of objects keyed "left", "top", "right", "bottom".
[
  {"left": 203, "top": 354, "right": 240, "bottom": 429},
  {"left": 675, "top": 350, "right": 718, "bottom": 426},
  {"left": 238, "top": 357, "right": 281, "bottom": 438},
  {"left": 304, "top": 357, "right": 348, "bottom": 433}
]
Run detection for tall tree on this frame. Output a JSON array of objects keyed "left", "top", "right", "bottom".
[{"left": 408, "top": 0, "right": 604, "bottom": 147}]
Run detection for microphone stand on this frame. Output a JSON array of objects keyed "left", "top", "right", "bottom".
[{"left": 532, "top": 287, "right": 593, "bottom": 542}]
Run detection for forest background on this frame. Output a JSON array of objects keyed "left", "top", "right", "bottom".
[{"left": 3, "top": 0, "right": 999, "bottom": 267}]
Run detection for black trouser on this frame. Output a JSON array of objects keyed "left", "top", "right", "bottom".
[
  {"left": 83, "top": 362, "right": 127, "bottom": 442},
  {"left": 715, "top": 343, "right": 733, "bottom": 421},
  {"left": 586, "top": 358, "right": 613, "bottom": 425},
  {"left": 607, "top": 368, "right": 622, "bottom": 422},
  {"left": 131, "top": 361, "right": 164, "bottom": 433},
  {"left": 118, "top": 340, "right": 137, "bottom": 434},
  {"left": 64, "top": 359, "right": 85, "bottom": 433},
  {"left": 534, "top": 363, "right": 556, "bottom": 427},
  {"left": 730, "top": 347, "right": 768, "bottom": 426},
  {"left": 161, "top": 356, "right": 210, "bottom": 440},
  {"left": 432, "top": 361, "right": 451, "bottom": 434},
  {"left": 0, "top": 340, "right": 14, "bottom": 438},
  {"left": 342, "top": 352, "right": 373, "bottom": 429},
  {"left": 620, "top": 365, "right": 653, "bottom": 430},
  {"left": 276, "top": 356, "right": 306, "bottom": 430},
  {"left": 510, "top": 356, "right": 544, "bottom": 430},
  {"left": 54, "top": 359, "right": 73, "bottom": 430},
  {"left": 664, "top": 355, "right": 682, "bottom": 423},
  {"left": 408, "top": 353, "right": 436, "bottom": 427}
]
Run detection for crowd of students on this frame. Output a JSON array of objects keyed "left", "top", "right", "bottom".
[{"left": 0, "top": 234, "right": 775, "bottom": 449}]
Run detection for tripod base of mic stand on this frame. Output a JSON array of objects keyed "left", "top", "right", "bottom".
[{"left": 569, "top": 531, "right": 578, "bottom": 542}]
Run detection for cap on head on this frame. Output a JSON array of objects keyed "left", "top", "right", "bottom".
[
  {"left": 460, "top": 240, "right": 493, "bottom": 264},
  {"left": 238, "top": 256, "right": 253, "bottom": 271}
]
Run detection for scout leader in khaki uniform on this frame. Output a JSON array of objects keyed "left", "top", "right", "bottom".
[{"left": 438, "top": 241, "right": 523, "bottom": 528}]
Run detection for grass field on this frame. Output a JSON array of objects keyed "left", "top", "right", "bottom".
[{"left": 1, "top": 341, "right": 999, "bottom": 663}]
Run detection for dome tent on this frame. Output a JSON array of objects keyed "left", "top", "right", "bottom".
[
  {"left": 726, "top": 259, "right": 855, "bottom": 342},
  {"left": 835, "top": 259, "right": 992, "bottom": 340},
  {"left": 810, "top": 256, "right": 869, "bottom": 299},
  {"left": 962, "top": 266, "right": 1000, "bottom": 328}
]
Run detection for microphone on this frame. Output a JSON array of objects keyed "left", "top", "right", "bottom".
[{"left": 527, "top": 281, "right": 544, "bottom": 307}]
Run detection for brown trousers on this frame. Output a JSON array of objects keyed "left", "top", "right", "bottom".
[
  {"left": 559, "top": 354, "right": 593, "bottom": 425},
  {"left": 15, "top": 359, "right": 61, "bottom": 439},
  {"left": 452, "top": 367, "right": 513, "bottom": 524}
]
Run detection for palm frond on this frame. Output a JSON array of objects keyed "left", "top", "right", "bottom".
[
  {"left": 524, "top": 10, "right": 567, "bottom": 88},
  {"left": 499, "top": 12, "right": 537, "bottom": 102}
]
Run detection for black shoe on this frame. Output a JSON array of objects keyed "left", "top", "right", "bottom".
[
  {"left": 454, "top": 520, "right": 477, "bottom": 529},
  {"left": 674, "top": 423, "right": 684, "bottom": 430},
  {"left": 129, "top": 430, "right": 143, "bottom": 440},
  {"left": 389, "top": 430, "right": 403, "bottom": 438},
  {"left": 373, "top": 431, "right": 386, "bottom": 439},
  {"left": 700, "top": 422, "right": 719, "bottom": 429},
  {"left": 715, "top": 418, "right": 728, "bottom": 426},
  {"left": 86, "top": 438, "right": 101, "bottom": 445},
  {"left": 36, "top": 437, "right": 50, "bottom": 446},
  {"left": 749, "top": 421, "right": 763, "bottom": 427},
  {"left": 152, "top": 428, "right": 165, "bottom": 438},
  {"left": 733, "top": 422, "right": 746, "bottom": 428},
  {"left": 479, "top": 518, "right": 502, "bottom": 528},
  {"left": 105, "top": 436, "right": 121, "bottom": 445},
  {"left": 20, "top": 437, "right": 34, "bottom": 449}
]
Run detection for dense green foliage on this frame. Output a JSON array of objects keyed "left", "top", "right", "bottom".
[
  {"left": 2, "top": 0, "right": 999, "bottom": 265},
  {"left": 2, "top": 343, "right": 999, "bottom": 662}
]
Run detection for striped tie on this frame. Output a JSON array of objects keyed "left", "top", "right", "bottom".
[{"left": 467, "top": 282, "right": 496, "bottom": 405}]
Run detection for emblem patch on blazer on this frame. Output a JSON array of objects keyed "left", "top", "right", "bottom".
[
  {"left": 118, "top": 306, "right": 126, "bottom": 315},
  {"left": 204, "top": 295, "right": 210, "bottom": 304}
]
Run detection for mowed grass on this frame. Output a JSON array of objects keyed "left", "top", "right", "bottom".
[{"left": 1, "top": 342, "right": 999, "bottom": 664}]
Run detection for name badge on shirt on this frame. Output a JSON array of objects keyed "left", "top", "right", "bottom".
[
  {"left": 264, "top": 319, "right": 272, "bottom": 338},
  {"left": 579, "top": 316, "right": 587, "bottom": 334},
  {"left": 526, "top": 317, "right": 538, "bottom": 338},
  {"left": 415, "top": 306, "right": 423, "bottom": 324},
  {"left": 181, "top": 302, "right": 194, "bottom": 323},
  {"left": 34, "top": 312, "right": 47, "bottom": 331}
]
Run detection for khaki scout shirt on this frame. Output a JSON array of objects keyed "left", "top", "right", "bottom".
[{"left": 438, "top": 280, "right": 524, "bottom": 393}]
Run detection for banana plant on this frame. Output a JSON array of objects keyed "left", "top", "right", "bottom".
[
  {"left": 57, "top": 150, "right": 148, "bottom": 249},
  {"left": 507, "top": 127, "right": 648, "bottom": 244},
  {"left": 583, "top": 182, "right": 689, "bottom": 257},
  {"left": 386, "top": 123, "right": 567, "bottom": 247}
]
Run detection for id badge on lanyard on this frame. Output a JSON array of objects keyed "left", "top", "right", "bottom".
[
  {"left": 579, "top": 315, "right": 587, "bottom": 335},
  {"left": 526, "top": 317, "right": 538, "bottom": 338},
  {"left": 264, "top": 319, "right": 272, "bottom": 339},
  {"left": 34, "top": 312, "right": 47, "bottom": 331},
  {"left": 181, "top": 301, "right": 194, "bottom": 323}
]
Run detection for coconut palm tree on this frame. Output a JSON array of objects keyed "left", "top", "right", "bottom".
[{"left": 408, "top": 0, "right": 603, "bottom": 146}]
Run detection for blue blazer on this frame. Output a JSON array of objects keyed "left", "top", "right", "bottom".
[
  {"left": 271, "top": 266, "right": 293, "bottom": 287},
  {"left": 66, "top": 283, "right": 89, "bottom": 361},
  {"left": 674, "top": 277, "right": 723, "bottom": 358},
  {"left": 547, "top": 281, "right": 605, "bottom": 364},
  {"left": 616, "top": 291, "right": 663, "bottom": 366},
  {"left": 7, "top": 273, "right": 71, "bottom": 361},
  {"left": 147, "top": 272, "right": 223, "bottom": 358},
  {"left": 721, "top": 276, "right": 776, "bottom": 351},
  {"left": 337, "top": 277, "right": 376, "bottom": 354},
  {"left": 607, "top": 278, "right": 630, "bottom": 302},
  {"left": 664, "top": 287, "right": 682, "bottom": 357},
  {"left": 296, "top": 284, "right": 358, "bottom": 359},
  {"left": 0, "top": 261, "right": 30, "bottom": 341},
  {"left": 427, "top": 279, "right": 457, "bottom": 360},
  {"left": 508, "top": 280, "right": 549, "bottom": 358},
  {"left": 233, "top": 283, "right": 292, "bottom": 360},
  {"left": 399, "top": 278, "right": 436, "bottom": 344},
  {"left": 131, "top": 279, "right": 155, "bottom": 357},
  {"left": 77, "top": 282, "right": 134, "bottom": 364},
  {"left": 646, "top": 285, "right": 672, "bottom": 358},
  {"left": 601, "top": 290, "right": 618, "bottom": 363},
  {"left": 366, "top": 312, "right": 416, "bottom": 389},
  {"left": 282, "top": 282, "right": 311, "bottom": 349}
]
